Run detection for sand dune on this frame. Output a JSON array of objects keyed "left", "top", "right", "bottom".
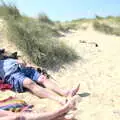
[{"left": 0, "top": 21, "right": 120, "bottom": 120}]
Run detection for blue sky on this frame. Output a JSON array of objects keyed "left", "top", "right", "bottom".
[{"left": 2, "top": 0, "right": 120, "bottom": 21}]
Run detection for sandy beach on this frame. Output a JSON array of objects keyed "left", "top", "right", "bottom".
[{"left": 0, "top": 20, "right": 120, "bottom": 120}]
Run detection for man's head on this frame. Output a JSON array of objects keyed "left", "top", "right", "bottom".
[{"left": 0, "top": 48, "right": 19, "bottom": 60}]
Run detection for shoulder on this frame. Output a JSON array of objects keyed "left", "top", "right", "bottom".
[{"left": 4, "top": 58, "right": 18, "bottom": 64}]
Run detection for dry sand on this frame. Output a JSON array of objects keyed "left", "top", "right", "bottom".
[{"left": 0, "top": 20, "right": 120, "bottom": 120}]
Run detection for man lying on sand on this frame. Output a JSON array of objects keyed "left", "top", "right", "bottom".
[
  {"left": 0, "top": 56, "right": 80, "bottom": 104},
  {"left": 0, "top": 95, "right": 78, "bottom": 120}
]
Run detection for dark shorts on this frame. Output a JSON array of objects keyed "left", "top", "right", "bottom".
[{"left": 5, "top": 67, "right": 40, "bottom": 93}]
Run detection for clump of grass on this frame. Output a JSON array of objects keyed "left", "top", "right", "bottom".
[
  {"left": 0, "top": 0, "right": 20, "bottom": 19},
  {"left": 93, "top": 19, "right": 120, "bottom": 36},
  {"left": 0, "top": 1, "right": 78, "bottom": 69},
  {"left": 93, "top": 21, "right": 114, "bottom": 34},
  {"left": 95, "top": 15, "right": 104, "bottom": 20},
  {"left": 54, "top": 21, "right": 78, "bottom": 33},
  {"left": 62, "top": 22, "right": 78, "bottom": 31},
  {"left": 38, "top": 13, "right": 54, "bottom": 25},
  {"left": 8, "top": 18, "right": 78, "bottom": 68}
]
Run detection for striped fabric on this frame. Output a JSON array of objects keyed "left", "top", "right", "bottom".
[{"left": 0, "top": 96, "right": 33, "bottom": 112}]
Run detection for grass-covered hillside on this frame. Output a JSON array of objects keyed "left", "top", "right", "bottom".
[
  {"left": 0, "top": 1, "right": 120, "bottom": 69},
  {"left": 93, "top": 16, "right": 120, "bottom": 36},
  {"left": 0, "top": 1, "right": 78, "bottom": 69}
]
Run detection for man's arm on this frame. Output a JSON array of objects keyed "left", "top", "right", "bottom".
[
  {"left": 17, "top": 59, "right": 38, "bottom": 68},
  {"left": 17, "top": 59, "right": 49, "bottom": 78}
]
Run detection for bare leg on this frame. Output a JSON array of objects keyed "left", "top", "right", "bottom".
[
  {"left": 0, "top": 111, "right": 18, "bottom": 120},
  {"left": 38, "top": 75, "right": 68, "bottom": 96},
  {"left": 0, "top": 96, "right": 77, "bottom": 120},
  {"left": 23, "top": 78, "right": 66, "bottom": 104},
  {"left": 0, "top": 116, "right": 17, "bottom": 120},
  {"left": 38, "top": 75, "right": 80, "bottom": 97},
  {"left": 0, "top": 110, "right": 13, "bottom": 117},
  {"left": 52, "top": 115, "right": 72, "bottom": 120}
]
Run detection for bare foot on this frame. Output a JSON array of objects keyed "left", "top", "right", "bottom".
[
  {"left": 64, "top": 95, "right": 81, "bottom": 119},
  {"left": 55, "top": 95, "right": 79, "bottom": 120},
  {"left": 58, "top": 95, "right": 77, "bottom": 114},
  {"left": 66, "top": 84, "right": 80, "bottom": 97}
]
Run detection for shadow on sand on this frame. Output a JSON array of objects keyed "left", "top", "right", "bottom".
[{"left": 78, "top": 92, "right": 90, "bottom": 97}]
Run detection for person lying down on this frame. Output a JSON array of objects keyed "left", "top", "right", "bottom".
[{"left": 0, "top": 57, "right": 80, "bottom": 104}]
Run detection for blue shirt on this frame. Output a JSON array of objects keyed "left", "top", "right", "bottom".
[{"left": 0, "top": 59, "right": 19, "bottom": 80}]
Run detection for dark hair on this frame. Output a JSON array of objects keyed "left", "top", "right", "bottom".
[{"left": 0, "top": 48, "right": 18, "bottom": 60}]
